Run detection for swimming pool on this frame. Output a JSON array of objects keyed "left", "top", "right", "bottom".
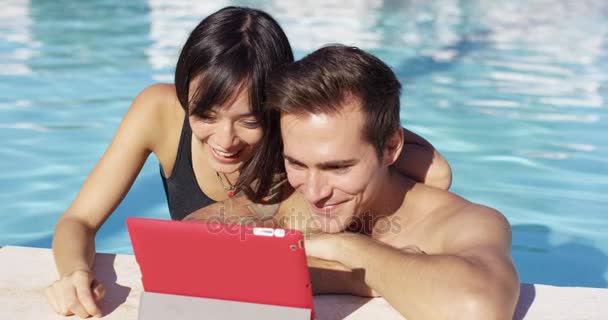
[{"left": 1, "top": 0, "right": 607, "bottom": 288}]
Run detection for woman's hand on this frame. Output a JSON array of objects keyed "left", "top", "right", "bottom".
[
  {"left": 45, "top": 269, "right": 105, "bottom": 318},
  {"left": 394, "top": 127, "right": 452, "bottom": 190},
  {"left": 183, "top": 194, "right": 281, "bottom": 227}
]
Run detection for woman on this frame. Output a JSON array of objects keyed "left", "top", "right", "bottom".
[{"left": 44, "top": 6, "right": 451, "bottom": 318}]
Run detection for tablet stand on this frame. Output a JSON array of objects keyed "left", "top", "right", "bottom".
[{"left": 138, "top": 291, "right": 313, "bottom": 320}]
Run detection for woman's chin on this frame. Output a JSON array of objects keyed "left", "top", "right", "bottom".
[{"left": 211, "top": 162, "right": 242, "bottom": 175}]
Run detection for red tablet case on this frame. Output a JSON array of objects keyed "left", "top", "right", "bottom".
[{"left": 126, "top": 217, "right": 314, "bottom": 312}]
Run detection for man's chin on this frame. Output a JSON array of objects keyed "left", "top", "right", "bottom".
[{"left": 312, "top": 215, "right": 348, "bottom": 234}]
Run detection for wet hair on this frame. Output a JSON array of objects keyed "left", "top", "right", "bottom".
[
  {"left": 265, "top": 44, "right": 402, "bottom": 158},
  {"left": 174, "top": 6, "right": 293, "bottom": 201}
]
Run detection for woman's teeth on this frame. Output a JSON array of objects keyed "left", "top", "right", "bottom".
[{"left": 213, "top": 148, "right": 238, "bottom": 158}]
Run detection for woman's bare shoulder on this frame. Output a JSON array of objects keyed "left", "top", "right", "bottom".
[
  {"left": 125, "top": 83, "right": 185, "bottom": 154},
  {"left": 135, "top": 83, "right": 181, "bottom": 115}
]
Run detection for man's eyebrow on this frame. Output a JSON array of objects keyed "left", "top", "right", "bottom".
[
  {"left": 318, "top": 159, "right": 359, "bottom": 168},
  {"left": 283, "top": 154, "right": 359, "bottom": 168}
]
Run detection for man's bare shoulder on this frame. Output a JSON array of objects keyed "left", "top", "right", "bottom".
[
  {"left": 436, "top": 201, "right": 512, "bottom": 255},
  {"left": 398, "top": 181, "right": 469, "bottom": 225},
  {"left": 390, "top": 181, "right": 511, "bottom": 254}
]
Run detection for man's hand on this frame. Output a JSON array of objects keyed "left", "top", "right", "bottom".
[{"left": 45, "top": 269, "right": 105, "bottom": 318}]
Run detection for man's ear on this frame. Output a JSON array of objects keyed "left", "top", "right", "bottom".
[{"left": 383, "top": 127, "right": 404, "bottom": 166}]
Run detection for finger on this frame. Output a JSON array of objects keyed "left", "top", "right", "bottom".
[
  {"left": 370, "top": 289, "right": 381, "bottom": 297},
  {"left": 61, "top": 282, "right": 89, "bottom": 318},
  {"left": 54, "top": 284, "right": 74, "bottom": 316},
  {"left": 182, "top": 214, "right": 195, "bottom": 221},
  {"left": 91, "top": 280, "right": 106, "bottom": 302},
  {"left": 183, "top": 210, "right": 209, "bottom": 222},
  {"left": 44, "top": 285, "right": 61, "bottom": 314},
  {"left": 75, "top": 281, "right": 101, "bottom": 317},
  {"left": 68, "top": 296, "right": 90, "bottom": 318}
]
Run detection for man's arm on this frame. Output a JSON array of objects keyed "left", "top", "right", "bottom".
[
  {"left": 184, "top": 193, "right": 380, "bottom": 297},
  {"left": 307, "top": 257, "right": 380, "bottom": 297},
  {"left": 308, "top": 205, "right": 520, "bottom": 320},
  {"left": 394, "top": 127, "right": 452, "bottom": 190}
]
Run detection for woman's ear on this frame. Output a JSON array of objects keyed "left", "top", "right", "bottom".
[{"left": 383, "top": 127, "right": 404, "bottom": 166}]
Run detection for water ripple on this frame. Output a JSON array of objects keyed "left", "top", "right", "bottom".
[{"left": 1, "top": 0, "right": 607, "bottom": 288}]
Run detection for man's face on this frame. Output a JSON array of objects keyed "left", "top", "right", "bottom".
[{"left": 281, "top": 101, "right": 388, "bottom": 233}]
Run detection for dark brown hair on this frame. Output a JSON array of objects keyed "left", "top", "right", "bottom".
[
  {"left": 265, "top": 44, "right": 402, "bottom": 158},
  {"left": 174, "top": 6, "right": 293, "bottom": 201}
]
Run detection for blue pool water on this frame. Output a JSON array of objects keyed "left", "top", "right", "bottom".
[{"left": 1, "top": 0, "right": 607, "bottom": 287}]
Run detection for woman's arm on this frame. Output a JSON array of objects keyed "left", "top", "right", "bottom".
[
  {"left": 393, "top": 127, "right": 452, "bottom": 190},
  {"left": 45, "top": 84, "right": 174, "bottom": 318}
]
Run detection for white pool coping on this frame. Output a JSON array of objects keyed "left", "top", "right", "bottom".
[{"left": 1, "top": 245, "right": 607, "bottom": 319}]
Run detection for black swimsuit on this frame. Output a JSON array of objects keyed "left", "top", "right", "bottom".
[{"left": 161, "top": 115, "right": 215, "bottom": 220}]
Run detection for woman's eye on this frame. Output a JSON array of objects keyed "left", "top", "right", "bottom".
[
  {"left": 286, "top": 159, "right": 304, "bottom": 169},
  {"left": 197, "top": 113, "right": 216, "bottom": 122},
  {"left": 241, "top": 120, "right": 260, "bottom": 128}
]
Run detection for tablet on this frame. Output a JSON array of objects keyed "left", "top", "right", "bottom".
[{"left": 126, "top": 217, "right": 314, "bottom": 311}]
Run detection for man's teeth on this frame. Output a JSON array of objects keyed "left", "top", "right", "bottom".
[{"left": 214, "top": 148, "right": 237, "bottom": 157}]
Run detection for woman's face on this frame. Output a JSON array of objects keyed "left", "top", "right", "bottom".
[{"left": 188, "top": 87, "right": 263, "bottom": 174}]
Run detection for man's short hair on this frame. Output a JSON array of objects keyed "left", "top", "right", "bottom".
[{"left": 266, "top": 45, "right": 402, "bottom": 158}]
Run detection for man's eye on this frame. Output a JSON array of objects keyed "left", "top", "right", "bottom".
[{"left": 330, "top": 166, "right": 351, "bottom": 174}]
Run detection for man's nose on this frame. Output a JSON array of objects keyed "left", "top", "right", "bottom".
[{"left": 303, "top": 171, "right": 332, "bottom": 205}]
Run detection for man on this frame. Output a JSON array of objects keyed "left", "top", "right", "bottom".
[{"left": 187, "top": 45, "right": 519, "bottom": 319}]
